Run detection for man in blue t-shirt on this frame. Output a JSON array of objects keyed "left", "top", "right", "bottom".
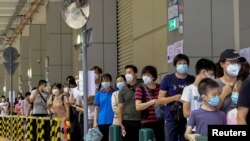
[{"left": 158, "top": 54, "right": 195, "bottom": 141}]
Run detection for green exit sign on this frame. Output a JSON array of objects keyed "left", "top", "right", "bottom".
[{"left": 168, "top": 17, "right": 179, "bottom": 31}]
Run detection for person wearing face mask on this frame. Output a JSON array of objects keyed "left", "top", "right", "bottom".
[
  {"left": 181, "top": 58, "right": 216, "bottom": 119},
  {"left": 158, "top": 54, "right": 195, "bottom": 141},
  {"left": 88, "top": 66, "right": 102, "bottom": 129},
  {"left": 135, "top": 65, "right": 164, "bottom": 141},
  {"left": 111, "top": 75, "right": 126, "bottom": 125},
  {"left": 29, "top": 79, "right": 49, "bottom": 117},
  {"left": 47, "top": 83, "right": 69, "bottom": 118},
  {"left": 15, "top": 96, "right": 24, "bottom": 116},
  {"left": 91, "top": 66, "right": 103, "bottom": 90},
  {"left": 117, "top": 65, "right": 141, "bottom": 141},
  {"left": 68, "top": 78, "right": 84, "bottom": 141},
  {"left": 226, "top": 62, "right": 250, "bottom": 125},
  {"left": 47, "top": 83, "right": 70, "bottom": 141},
  {"left": 184, "top": 78, "right": 226, "bottom": 140},
  {"left": 62, "top": 83, "right": 70, "bottom": 98},
  {"left": 93, "top": 73, "right": 114, "bottom": 141},
  {"left": 0, "top": 96, "right": 9, "bottom": 116},
  {"left": 22, "top": 92, "right": 31, "bottom": 116},
  {"left": 215, "top": 49, "right": 245, "bottom": 113}
]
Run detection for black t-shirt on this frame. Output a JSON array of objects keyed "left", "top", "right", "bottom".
[{"left": 238, "top": 75, "right": 250, "bottom": 124}]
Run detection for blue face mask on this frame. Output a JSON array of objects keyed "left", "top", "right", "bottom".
[
  {"left": 176, "top": 64, "right": 188, "bottom": 74},
  {"left": 208, "top": 96, "right": 220, "bottom": 107},
  {"left": 116, "top": 82, "right": 126, "bottom": 90},
  {"left": 231, "top": 92, "right": 239, "bottom": 104},
  {"left": 102, "top": 82, "right": 111, "bottom": 89}
]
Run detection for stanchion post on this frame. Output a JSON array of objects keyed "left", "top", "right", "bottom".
[
  {"left": 109, "top": 125, "right": 122, "bottom": 141},
  {"left": 139, "top": 128, "right": 154, "bottom": 141}
]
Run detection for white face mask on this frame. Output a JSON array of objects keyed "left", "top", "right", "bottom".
[
  {"left": 76, "top": 80, "right": 79, "bottom": 85},
  {"left": 125, "top": 74, "right": 133, "bottom": 82},
  {"left": 43, "top": 87, "right": 47, "bottom": 92},
  {"left": 226, "top": 63, "right": 241, "bottom": 77},
  {"left": 142, "top": 76, "right": 153, "bottom": 85},
  {"left": 64, "top": 87, "right": 69, "bottom": 93},
  {"left": 52, "top": 89, "right": 60, "bottom": 96}
]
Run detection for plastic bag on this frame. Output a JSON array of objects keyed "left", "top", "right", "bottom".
[{"left": 84, "top": 127, "right": 103, "bottom": 141}]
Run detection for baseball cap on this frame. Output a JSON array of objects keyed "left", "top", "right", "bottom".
[{"left": 219, "top": 49, "right": 245, "bottom": 62}]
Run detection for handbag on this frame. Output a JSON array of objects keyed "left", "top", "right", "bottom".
[
  {"left": 83, "top": 127, "right": 103, "bottom": 141},
  {"left": 142, "top": 85, "right": 165, "bottom": 120}
]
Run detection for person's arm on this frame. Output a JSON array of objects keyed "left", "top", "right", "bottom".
[
  {"left": 117, "top": 90, "right": 125, "bottom": 129},
  {"left": 93, "top": 105, "right": 99, "bottom": 127},
  {"left": 29, "top": 90, "right": 38, "bottom": 103},
  {"left": 135, "top": 100, "right": 156, "bottom": 111},
  {"left": 181, "top": 87, "right": 192, "bottom": 118},
  {"left": 117, "top": 103, "right": 124, "bottom": 129},
  {"left": 182, "top": 102, "right": 191, "bottom": 118},
  {"left": 111, "top": 92, "right": 118, "bottom": 113},
  {"left": 26, "top": 103, "right": 32, "bottom": 116},
  {"left": 184, "top": 126, "right": 200, "bottom": 141},
  {"left": 135, "top": 86, "right": 157, "bottom": 111},
  {"left": 47, "top": 95, "right": 53, "bottom": 108},
  {"left": 63, "top": 96, "right": 70, "bottom": 119},
  {"left": 158, "top": 90, "right": 181, "bottom": 104},
  {"left": 237, "top": 107, "right": 249, "bottom": 125}
]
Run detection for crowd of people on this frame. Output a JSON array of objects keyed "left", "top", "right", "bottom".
[{"left": 0, "top": 49, "right": 250, "bottom": 141}]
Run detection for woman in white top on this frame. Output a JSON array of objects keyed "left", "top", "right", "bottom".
[
  {"left": 112, "top": 75, "right": 126, "bottom": 125},
  {"left": 0, "top": 96, "right": 9, "bottom": 116}
]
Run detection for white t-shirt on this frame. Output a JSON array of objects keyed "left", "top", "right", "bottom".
[
  {"left": 0, "top": 102, "right": 9, "bottom": 116},
  {"left": 181, "top": 84, "right": 202, "bottom": 113}
]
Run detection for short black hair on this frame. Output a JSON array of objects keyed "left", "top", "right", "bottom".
[
  {"left": 116, "top": 75, "right": 126, "bottom": 81},
  {"left": 198, "top": 78, "right": 219, "bottom": 96},
  {"left": 141, "top": 65, "right": 158, "bottom": 81},
  {"left": 91, "top": 66, "right": 103, "bottom": 74},
  {"left": 101, "top": 73, "right": 112, "bottom": 82},
  {"left": 66, "top": 76, "right": 74, "bottom": 81},
  {"left": 125, "top": 65, "right": 138, "bottom": 73},
  {"left": 68, "top": 78, "right": 77, "bottom": 86},
  {"left": 25, "top": 92, "right": 31, "bottom": 97},
  {"left": 195, "top": 58, "right": 216, "bottom": 75},
  {"left": 38, "top": 79, "right": 47, "bottom": 86},
  {"left": 52, "top": 83, "right": 62, "bottom": 90},
  {"left": 173, "top": 54, "right": 190, "bottom": 67},
  {"left": 1, "top": 95, "right": 5, "bottom": 99}
]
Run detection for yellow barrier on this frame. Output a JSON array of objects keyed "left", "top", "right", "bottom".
[{"left": 0, "top": 116, "right": 62, "bottom": 141}]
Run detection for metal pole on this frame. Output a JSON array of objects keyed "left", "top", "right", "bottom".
[
  {"left": 82, "top": 26, "right": 88, "bottom": 136},
  {"left": 10, "top": 53, "right": 13, "bottom": 141}
]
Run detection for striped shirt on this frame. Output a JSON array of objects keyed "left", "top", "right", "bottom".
[{"left": 135, "top": 84, "right": 160, "bottom": 124}]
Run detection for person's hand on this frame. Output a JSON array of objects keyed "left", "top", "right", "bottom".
[
  {"left": 76, "top": 106, "right": 83, "bottom": 113},
  {"left": 174, "top": 94, "right": 182, "bottom": 101},
  {"left": 120, "top": 125, "right": 126, "bottom": 137},
  {"left": 188, "top": 134, "right": 200, "bottom": 141},
  {"left": 221, "top": 85, "right": 232, "bottom": 98},
  {"left": 69, "top": 98, "right": 76, "bottom": 104},
  {"left": 93, "top": 121, "right": 98, "bottom": 128},
  {"left": 150, "top": 99, "right": 157, "bottom": 105}
]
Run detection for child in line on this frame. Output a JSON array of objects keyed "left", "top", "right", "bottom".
[{"left": 184, "top": 78, "right": 227, "bottom": 141}]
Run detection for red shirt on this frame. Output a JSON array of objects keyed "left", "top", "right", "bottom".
[{"left": 135, "top": 84, "right": 160, "bottom": 124}]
